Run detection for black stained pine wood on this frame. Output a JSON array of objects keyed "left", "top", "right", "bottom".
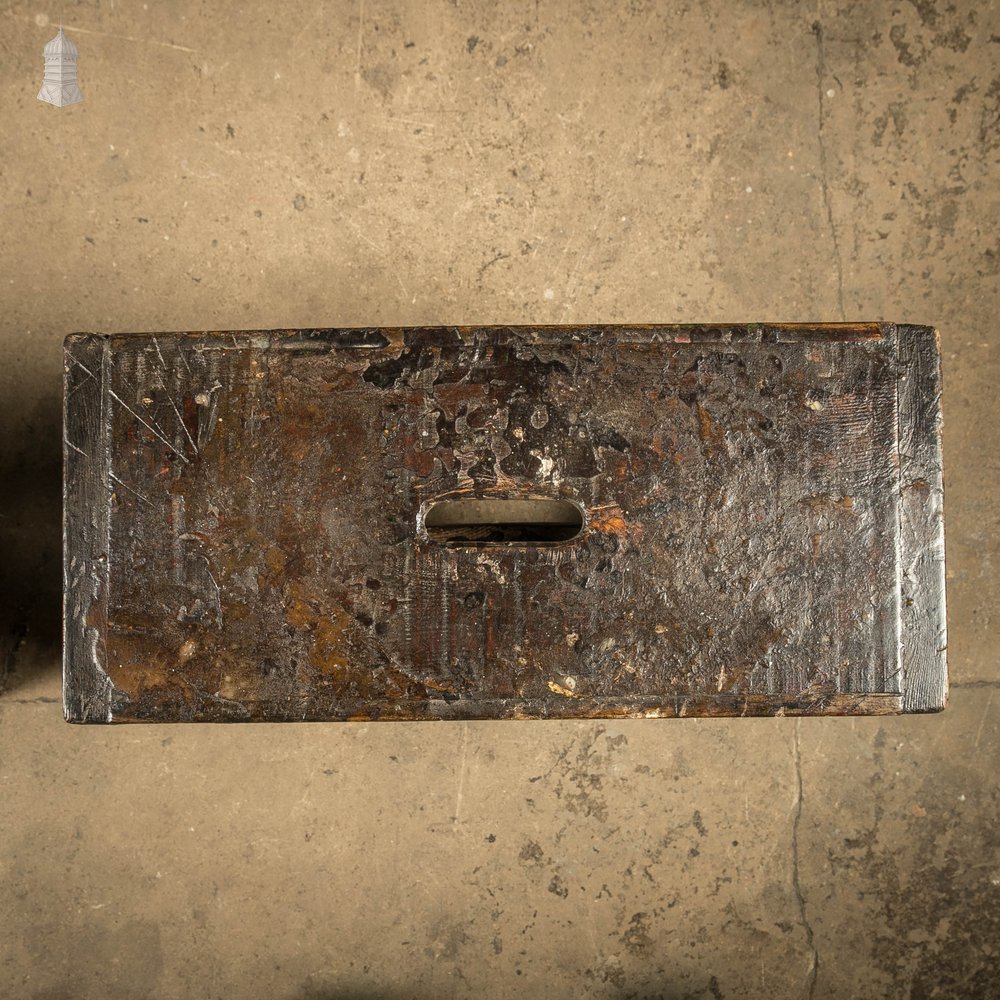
[{"left": 62, "top": 324, "right": 947, "bottom": 722}]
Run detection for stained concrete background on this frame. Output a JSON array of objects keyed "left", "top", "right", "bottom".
[{"left": 1, "top": 0, "right": 998, "bottom": 997}]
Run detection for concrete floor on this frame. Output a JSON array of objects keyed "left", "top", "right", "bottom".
[{"left": 1, "top": 0, "right": 998, "bottom": 996}]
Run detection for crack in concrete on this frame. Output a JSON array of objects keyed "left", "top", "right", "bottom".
[
  {"left": 812, "top": 20, "right": 846, "bottom": 321},
  {"left": 792, "top": 721, "right": 819, "bottom": 999}
]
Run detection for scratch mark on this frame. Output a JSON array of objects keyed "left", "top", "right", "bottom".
[
  {"left": 379, "top": 116, "right": 437, "bottom": 130},
  {"left": 812, "top": 21, "right": 846, "bottom": 321},
  {"left": 4, "top": 9, "right": 197, "bottom": 52},
  {"left": 394, "top": 271, "right": 409, "bottom": 297},
  {"left": 180, "top": 160, "right": 221, "bottom": 180},
  {"left": 65, "top": 351, "right": 95, "bottom": 378},
  {"left": 67, "top": 371, "right": 95, "bottom": 397},
  {"left": 151, "top": 337, "right": 168, "bottom": 370},
  {"left": 108, "top": 389, "right": 190, "bottom": 463},
  {"left": 792, "top": 721, "right": 819, "bottom": 999},
  {"left": 459, "top": 131, "right": 476, "bottom": 160},
  {"left": 164, "top": 390, "right": 197, "bottom": 453},
  {"left": 152, "top": 338, "right": 198, "bottom": 453},
  {"left": 109, "top": 471, "right": 154, "bottom": 506},
  {"left": 58, "top": 23, "right": 198, "bottom": 52},
  {"left": 453, "top": 721, "right": 469, "bottom": 829},
  {"left": 64, "top": 436, "right": 87, "bottom": 458},
  {"left": 345, "top": 219, "right": 385, "bottom": 254},
  {"left": 974, "top": 689, "right": 995, "bottom": 749}
]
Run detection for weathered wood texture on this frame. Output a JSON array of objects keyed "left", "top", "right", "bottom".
[{"left": 63, "top": 325, "right": 947, "bottom": 722}]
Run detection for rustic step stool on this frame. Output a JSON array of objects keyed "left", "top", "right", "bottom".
[{"left": 63, "top": 324, "right": 946, "bottom": 722}]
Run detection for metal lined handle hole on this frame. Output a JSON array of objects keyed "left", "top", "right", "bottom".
[{"left": 424, "top": 498, "right": 584, "bottom": 544}]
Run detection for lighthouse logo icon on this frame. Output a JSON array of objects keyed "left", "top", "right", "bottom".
[{"left": 37, "top": 28, "right": 83, "bottom": 107}]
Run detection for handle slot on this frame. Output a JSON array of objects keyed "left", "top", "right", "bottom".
[{"left": 423, "top": 498, "right": 584, "bottom": 544}]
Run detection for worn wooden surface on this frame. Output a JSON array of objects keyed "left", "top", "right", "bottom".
[{"left": 63, "top": 324, "right": 946, "bottom": 722}]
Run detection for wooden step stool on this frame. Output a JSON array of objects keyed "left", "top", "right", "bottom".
[{"left": 63, "top": 324, "right": 946, "bottom": 722}]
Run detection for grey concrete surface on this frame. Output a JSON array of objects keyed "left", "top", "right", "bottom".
[{"left": 1, "top": 0, "right": 997, "bottom": 997}]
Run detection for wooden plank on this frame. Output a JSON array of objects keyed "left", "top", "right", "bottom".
[
  {"left": 62, "top": 325, "right": 946, "bottom": 722},
  {"left": 63, "top": 335, "right": 115, "bottom": 722},
  {"left": 895, "top": 326, "right": 948, "bottom": 711}
]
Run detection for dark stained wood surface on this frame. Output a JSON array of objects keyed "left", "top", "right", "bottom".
[{"left": 62, "top": 325, "right": 947, "bottom": 722}]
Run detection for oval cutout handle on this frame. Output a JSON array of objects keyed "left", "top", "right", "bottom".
[{"left": 424, "top": 497, "right": 584, "bottom": 544}]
